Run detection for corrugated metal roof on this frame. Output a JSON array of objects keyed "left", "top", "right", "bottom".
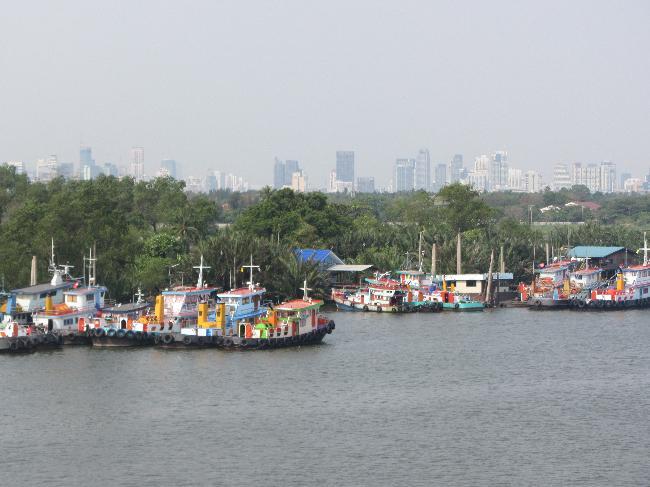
[
  {"left": 328, "top": 264, "right": 373, "bottom": 272},
  {"left": 568, "top": 246, "right": 625, "bottom": 258}
]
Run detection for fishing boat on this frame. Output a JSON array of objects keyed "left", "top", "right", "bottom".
[
  {"left": 0, "top": 322, "right": 42, "bottom": 353},
  {"left": 570, "top": 265, "right": 650, "bottom": 310},
  {"left": 217, "top": 280, "right": 335, "bottom": 350},
  {"left": 87, "top": 292, "right": 153, "bottom": 347},
  {"left": 331, "top": 281, "right": 408, "bottom": 312}
]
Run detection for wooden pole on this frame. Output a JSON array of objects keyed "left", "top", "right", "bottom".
[
  {"left": 456, "top": 232, "right": 462, "bottom": 274},
  {"left": 499, "top": 245, "right": 505, "bottom": 274},
  {"left": 545, "top": 242, "right": 550, "bottom": 265},
  {"left": 486, "top": 249, "right": 494, "bottom": 305},
  {"left": 30, "top": 256, "right": 37, "bottom": 286},
  {"left": 431, "top": 243, "right": 436, "bottom": 277}
]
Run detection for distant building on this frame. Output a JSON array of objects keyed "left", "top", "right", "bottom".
[
  {"left": 599, "top": 161, "right": 616, "bottom": 193},
  {"left": 356, "top": 176, "right": 375, "bottom": 193},
  {"left": 507, "top": 168, "right": 523, "bottom": 191},
  {"left": 36, "top": 155, "right": 58, "bottom": 182},
  {"left": 623, "top": 178, "right": 643, "bottom": 193},
  {"left": 103, "top": 162, "right": 119, "bottom": 177},
  {"left": 4, "top": 161, "right": 25, "bottom": 174},
  {"left": 59, "top": 163, "right": 75, "bottom": 179},
  {"left": 394, "top": 158, "right": 415, "bottom": 192},
  {"left": 489, "top": 151, "right": 508, "bottom": 191},
  {"left": 160, "top": 159, "right": 177, "bottom": 179},
  {"left": 273, "top": 158, "right": 301, "bottom": 188},
  {"left": 432, "top": 163, "right": 447, "bottom": 192},
  {"left": 273, "top": 158, "right": 285, "bottom": 188},
  {"left": 448, "top": 154, "right": 463, "bottom": 183},
  {"left": 571, "top": 161, "right": 616, "bottom": 193},
  {"left": 467, "top": 155, "right": 489, "bottom": 191},
  {"left": 619, "top": 172, "right": 631, "bottom": 191},
  {"left": 414, "top": 149, "right": 431, "bottom": 191},
  {"left": 336, "top": 151, "right": 355, "bottom": 183},
  {"left": 290, "top": 170, "right": 308, "bottom": 192},
  {"left": 552, "top": 163, "right": 572, "bottom": 191},
  {"left": 524, "top": 171, "right": 543, "bottom": 193},
  {"left": 130, "top": 147, "right": 145, "bottom": 181}
]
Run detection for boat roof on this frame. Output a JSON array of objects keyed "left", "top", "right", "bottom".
[
  {"left": 12, "top": 281, "right": 73, "bottom": 295},
  {"left": 218, "top": 286, "right": 265, "bottom": 297},
  {"left": 163, "top": 286, "right": 218, "bottom": 296},
  {"left": 623, "top": 264, "right": 650, "bottom": 271},
  {"left": 65, "top": 286, "right": 108, "bottom": 295},
  {"left": 571, "top": 269, "right": 602, "bottom": 276},
  {"left": 328, "top": 264, "right": 373, "bottom": 272},
  {"left": 275, "top": 299, "right": 323, "bottom": 311},
  {"left": 104, "top": 302, "right": 150, "bottom": 314}
]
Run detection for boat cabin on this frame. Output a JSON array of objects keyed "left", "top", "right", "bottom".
[
  {"left": 570, "top": 269, "right": 602, "bottom": 288},
  {"left": 162, "top": 287, "right": 218, "bottom": 327},
  {"left": 216, "top": 286, "right": 267, "bottom": 334},
  {"left": 622, "top": 265, "right": 650, "bottom": 286},
  {"left": 434, "top": 273, "right": 514, "bottom": 296}
]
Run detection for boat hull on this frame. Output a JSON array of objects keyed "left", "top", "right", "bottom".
[
  {"left": 527, "top": 297, "right": 570, "bottom": 310},
  {"left": 442, "top": 302, "right": 484, "bottom": 311}
]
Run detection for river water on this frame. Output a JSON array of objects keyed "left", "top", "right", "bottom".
[{"left": 2, "top": 308, "right": 649, "bottom": 486}]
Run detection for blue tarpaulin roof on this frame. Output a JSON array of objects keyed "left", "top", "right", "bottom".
[
  {"left": 568, "top": 246, "right": 625, "bottom": 258},
  {"left": 295, "top": 249, "right": 344, "bottom": 266}
]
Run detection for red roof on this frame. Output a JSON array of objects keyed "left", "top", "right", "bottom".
[{"left": 276, "top": 299, "right": 323, "bottom": 310}]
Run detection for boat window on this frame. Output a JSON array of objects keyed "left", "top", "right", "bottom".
[
  {"left": 40, "top": 293, "right": 47, "bottom": 298},
  {"left": 86, "top": 294, "right": 95, "bottom": 302},
  {"left": 67, "top": 295, "right": 77, "bottom": 303},
  {"left": 466, "top": 281, "right": 477, "bottom": 287}
]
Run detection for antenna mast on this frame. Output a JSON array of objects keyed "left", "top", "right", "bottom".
[
  {"left": 193, "top": 255, "right": 211, "bottom": 288},
  {"left": 242, "top": 254, "right": 260, "bottom": 290}
]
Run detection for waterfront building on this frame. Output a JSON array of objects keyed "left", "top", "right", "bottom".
[{"left": 336, "top": 151, "right": 355, "bottom": 183}]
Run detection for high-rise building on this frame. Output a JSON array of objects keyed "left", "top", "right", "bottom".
[
  {"left": 432, "top": 164, "right": 447, "bottom": 192},
  {"left": 619, "top": 172, "right": 632, "bottom": 191},
  {"left": 336, "top": 151, "right": 355, "bottom": 183},
  {"left": 291, "top": 170, "right": 308, "bottom": 192},
  {"left": 489, "top": 151, "right": 509, "bottom": 191},
  {"left": 36, "top": 155, "right": 59, "bottom": 182},
  {"left": 273, "top": 158, "right": 285, "bottom": 188},
  {"left": 130, "top": 147, "right": 145, "bottom": 181},
  {"left": 467, "top": 155, "right": 490, "bottom": 191},
  {"left": 394, "top": 159, "right": 415, "bottom": 192},
  {"left": 356, "top": 176, "right": 375, "bottom": 193},
  {"left": 552, "top": 163, "right": 572, "bottom": 191},
  {"left": 414, "top": 149, "right": 431, "bottom": 191},
  {"left": 507, "top": 168, "right": 523, "bottom": 191},
  {"left": 103, "top": 162, "right": 119, "bottom": 177},
  {"left": 599, "top": 161, "right": 616, "bottom": 193},
  {"left": 524, "top": 171, "right": 543, "bottom": 193},
  {"left": 284, "top": 160, "right": 299, "bottom": 186},
  {"left": 448, "top": 154, "right": 463, "bottom": 183},
  {"left": 160, "top": 159, "right": 177, "bottom": 179}
]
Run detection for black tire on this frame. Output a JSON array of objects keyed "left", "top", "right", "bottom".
[
  {"left": 163, "top": 334, "right": 174, "bottom": 345},
  {"left": 9, "top": 341, "right": 18, "bottom": 351},
  {"left": 182, "top": 336, "right": 192, "bottom": 346},
  {"left": 535, "top": 300, "right": 542, "bottom": 308},
  {"left": 362, "top": 305, "right": 369, "bottom": 312},
  {"left": 224, "top": 338, "right": 233, "bottom": 348},
  {"left": 94, "top": 328, "right": 105, "bottom": 337},
  {"left": 116, "top": 329, "right": 126, "bottom": 338},
  {"left": 377, "top": 306, "right": 382, "bottom": 312},
  {"left": 454, "top": 303, "right": 460, "bottom": 310},
  {"left": 126, "top": 330, "right": 135, "bottom": 338},
  {"left": 154, "top": 335, "right": 161, "bottom": 344}
]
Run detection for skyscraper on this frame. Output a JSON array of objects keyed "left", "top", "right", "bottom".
[
  {"left": 130, "top": 147, "right": 145, "bottom": 181},
  {"left": 160, "top": 159, "right": 177, "bottom": 179},
  {"left": 284, "top": 160, "right": 300, "bottom": 186},
  {"left": 336, "top": 151, "right": 355, "bottom": 183},
  {"left": 432, "top": 163, "right": 447, "bottom": 192},
  {"left": 273, "top": 158, "right": 285, "bottom": 188},
  {"left": 394, "top": 159, "right": 415, "bottom": 192},
  {"left": 449, "top": 154, "right": 463, "bottom": 183},
  {"left": 599, "top": 161, "right": 616, "bottom": 193},
  {"left": 414, "top": 149, "right": 431, "bottom": 191},
  {"left": 80, "top": 146, "right": 98, "bottom": 180},
  {"left": 489, "top": 151, "right": 508, "bottom": 191}
]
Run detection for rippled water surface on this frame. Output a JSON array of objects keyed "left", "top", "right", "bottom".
[{"left": 2, "top": 308, "right": 650, "bottom": 486}]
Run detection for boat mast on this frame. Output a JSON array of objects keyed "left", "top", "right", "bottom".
[
  {"left": 242, "top": 254, "right": 260, "bottom": 290},
  {"left": 193, "top": 255, "right": 211, "bottom": 288},
  {"left": 418, "top": 230, "right": 423, "bottom": 272},
  {"left": 300, "top": 279, "right": 312, "bottom": 301}
]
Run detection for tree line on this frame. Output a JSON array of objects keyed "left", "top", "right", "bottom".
[{"left": 1, "top": 164, "right": 648, "bottom": 302}]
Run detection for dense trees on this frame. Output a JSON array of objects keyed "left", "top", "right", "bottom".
[{"left": 0, "top": 164, "right": 647, "bottom": 301}]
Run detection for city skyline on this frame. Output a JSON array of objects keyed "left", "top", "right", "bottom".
[{"left": 1, "top": 1, "right": 649, "bottom": 188}]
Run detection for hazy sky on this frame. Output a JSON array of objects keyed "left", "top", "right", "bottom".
[{"left": 1, "top": 0, "right": 649, "bottom": 187}]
